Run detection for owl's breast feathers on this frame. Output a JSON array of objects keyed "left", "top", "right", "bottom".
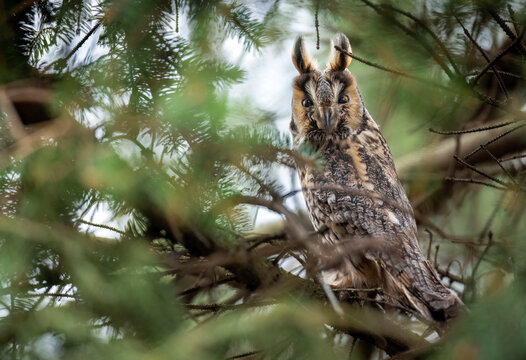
[
  {"left": 298, "top": 112, "right": 462, "bottom": 322},
  {"left": 300, "top": 115, "right": 415, "bottom": 240}
]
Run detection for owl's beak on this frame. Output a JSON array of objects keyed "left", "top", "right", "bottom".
[
  {"left": 323, "top": 108, "right": 331, "bottom": 129},
  {"left": 316, "top": 107, "right": 335, "bottom": 133}
]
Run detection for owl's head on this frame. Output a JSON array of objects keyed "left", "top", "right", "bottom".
[{"left": 290, "top": 33, "right": 364, "bottom": 146}]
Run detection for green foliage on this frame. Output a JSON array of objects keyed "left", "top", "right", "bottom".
[{"left": 0, "top": 0, "right": 525, "bottom": 359}]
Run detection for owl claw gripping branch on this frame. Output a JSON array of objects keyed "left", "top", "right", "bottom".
[{"left": 290, "top": 33, "right": 464, "bottom": 324}]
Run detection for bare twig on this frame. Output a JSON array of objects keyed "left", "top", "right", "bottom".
[
  {"left": 445, "top": 260, "right": 465, "bottom": 284},
  {"left": 480, "top": 145, "right": 518, "bottom": 186},
  {"left": 281, "top": 189, "right": 302, "bottom": 199},
  {"left": 331, "top": 305, "right": 431, "bottom": 356},
  {"left": 0, "top": 89, "right": 26, "bottom": 140},
  {"left": 449, "top": 134, "right": 462, "bottom": 178},
  {"left": 314, "top": 0, "right": 320, "bottom": 50},
  {"left": 453, "top": 155, "right": 507, "bottom": 187},
  {"left": 463, "top": 124, "right": 525, "bottom": 160},
  {"left": 77, "top": 219, "right": 127, "bottom": 236},
  {"left": 507, "top": 4, "right": 520, "bottom": 35},
  {"left": 416, "top": 214, "right": 484, "bottom": 246},
  {"left": 399, "top": 119, "right": 526, "bottom": 175},
  {"left": 500, "top": 153, "right": 526, "bottom": 162},
  {"left": 247, "top": 232, "right": 286, "bottom": 251},
  {"left": 343, "top": 296, "right": 433, "bottom": 325},
  {"left": 334, "top": 287, "right": 382, "bottom": 293},
  {"left": 226, "top": 351, "right": 262, "bottom": 359},
  {"left": 349, "top": 337, "right": 358, "bottom": 359},
  {"left": 487, "top": 9, "right": 526, "bottom": 56},
  {"left": 456, "top": 16, "right": 509, "bottom": 99},
  {"left": 334, "top": 46, "right": 440, "bottom": 87},
  {"left": 111, "top": 134, "right": 148, "bottom": 152},
  {"left": 42, "top": 20, "right": 103, "bottom": 73},
  {"left": 380, "top": 3, "right": 461, "bottom": 76},
  {"left": 477, "top": 203, "right": 501, "bottom": 244},
  {"left": 429, "top": 121, "right": 515, "bottom": 135},
  {"left": 444, "top": 177, "right": 508, "bottom": 191},
  {"left": 178, "top": 276, "right": 237, "bottom": 297},
  {"left": 465, "top": 69, "right": 526, "bottom": 81},
  {"left": 359, "top": 0, "right": 456, "bottom": 80},
  {"left": 19, "top": 292, "right": 79, "bottom": 299},
  {"left": 333, "top": 45, "right": 505, "bottom": 111},
  {"left": 317, "top": 273, "right": 344, "bottom": 316},
  {"left": 175, "top": 0, "right": 180, "bottom": 33},
  {"left": 469, "top": 232, "right": 494, "bottom": 299},
  {"left": 433, "top": 245, "right": 439, "bottom": 268},
  {"left": 185, "top": 300, "right": 276, "bottom": 312},
  {"left": 425, "top": 229, "right": 433, "bottom": 260},
  {"left": 470, "top": 32, "right": 525, "bottom": 86}
]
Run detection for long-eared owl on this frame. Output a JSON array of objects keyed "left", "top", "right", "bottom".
[{"left": 290, "top": 33, "right": 462, "bottom": 322}]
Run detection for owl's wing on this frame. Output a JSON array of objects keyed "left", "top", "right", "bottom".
[
  {"left": 310, "top": 137, "right": 462, "bottom": 321},
  {"left": 319, "top": 192, "right": 462, "bottom": 320}
]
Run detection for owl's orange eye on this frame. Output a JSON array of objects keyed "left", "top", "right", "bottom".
[
  {"left": 302, "top": 98, "right": 313, "bottom": 108},
  {"left": 338, "top": 95, "right": 349, "bottom": 104}
]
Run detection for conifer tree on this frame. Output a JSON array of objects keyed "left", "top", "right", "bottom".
[{"left": 0, "top": 1, "right": 525, "bottom": 359}]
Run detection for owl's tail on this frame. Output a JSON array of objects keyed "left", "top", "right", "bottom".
[
  {"left": 397, "top": 259, "right": 465, "bottom": 323},
  {"left": 324, "top": 251, "right": 464, "bottom": 324}
]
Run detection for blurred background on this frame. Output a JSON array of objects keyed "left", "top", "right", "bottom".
[{"left": 0, "top": 0, "right": 525, "bottom": 359}]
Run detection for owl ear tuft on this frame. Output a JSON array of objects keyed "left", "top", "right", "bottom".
[
  {"left": 328, "top": 33, "right": 352, "bottom": 71},
  {"left": 292, "top": 36, "right": 315, "bottom": 74}
]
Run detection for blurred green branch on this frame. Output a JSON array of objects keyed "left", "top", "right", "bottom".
[{"left": 0, "top": 0, "right": 526, "bottom": 358}]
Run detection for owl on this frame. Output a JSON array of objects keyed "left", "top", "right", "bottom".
[{"left": 290, "top": 33, "right": 462, "bottom": 322}]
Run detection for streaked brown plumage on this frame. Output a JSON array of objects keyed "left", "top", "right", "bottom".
[{"left": 290, "top": 33, "right": 462, "bottom": 322}]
